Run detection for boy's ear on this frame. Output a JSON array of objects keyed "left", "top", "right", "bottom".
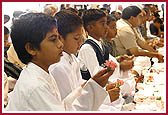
[
  {"left": 25, "top": 43, "right": 37, "bottom": 56},
  {"left": 87, "top": 24, "right": 93, "bottom": 32}
]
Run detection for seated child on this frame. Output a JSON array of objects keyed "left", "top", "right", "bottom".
[{"left": 78, "top": 9, "right": 135, "bottom": 111}]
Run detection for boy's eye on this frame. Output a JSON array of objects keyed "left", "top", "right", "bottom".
[
  {"left": 50, "top": 38, "right": 57, "bottom": 42},
  {"left": 74, "top": 37, "right": 79, "bottom": 40}
]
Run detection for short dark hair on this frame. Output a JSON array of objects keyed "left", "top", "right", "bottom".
[
  {"left": 4, "top": 26, "right": 9, "bottom": 35},
  {"left": 82, "top": 9, "right": 106, "bottom": 31},
  {"left": 121, "top": 6, "right": 141, "bottom": 20},
  {"left": 153, "top": 18, "right": 163, "bottom": 24},
  {"left": 107, "top": 15, "right": 117, "bottom": 25},
  {"left": 78, "top": 9, "right": 86, "bottom": 17},
  {"left": 54, "top": 11, "right": 83, "bottom": 39},
  {"left": 64, "top": 7, "right": 79, "bottom": 14},
  {"left": 10, "top": 13, "right": 57, "bottom": 64},
  {"left": 143, "top": 8, "right": 150, "bottom": 14}
]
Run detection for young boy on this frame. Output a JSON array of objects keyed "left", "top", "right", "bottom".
[
  {"left": 49, "top": 11, "right": 119, "bottom": 105},
  {"left": 77, "top": 9, "right": 131, "bottom": 111},
  {"left": 6, "top": 13, "right": 113, "bottom": 111}
]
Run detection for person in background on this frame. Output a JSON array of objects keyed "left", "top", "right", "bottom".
[
  {"left": 44, "top": 4, "right": 58, "bottom": 17},
  {"left": 150, "top": 18, "right": 164, "bottom": 38},
  {"left": 4, "top": 15, "right": 10, "bottom": 24},
  {"left": 101, "top": 15, "right": 134, "bottom": 71},
  {"left": 100, "top": 7, "right": 109, "bottom": 15},
  {"left": 111, "top": 11, "right": 120, "bottom": 20},
  {"left": 113, "top": 6, "right": 164, "bottom": 63},
  {"left": 4, "top": 26, "right": 11, "bottom": 58}
]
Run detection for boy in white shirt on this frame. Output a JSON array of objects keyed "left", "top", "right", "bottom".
[
  {"left": 49, "top": 11, "right": 120, "bottom": 104},
  {"left": 78, "top": 9, "right": 135, "bottom": 111}
]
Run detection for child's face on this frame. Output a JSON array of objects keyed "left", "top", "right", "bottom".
[
  {"left": 107, "top": 21, "right": 117, "bottom": 39},
  {"left": 63, "top": 25, "right": 83, "bottom": 54},
  {"left": 92, "top": 17, "right": 108, "bottom": 39},
  {"left": 33, "top": 27, "right": 63, "bottom": 71}
]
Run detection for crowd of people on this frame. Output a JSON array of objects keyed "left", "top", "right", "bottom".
[{"left": 3, "top": 3, "right": 165, "bottom": 111}]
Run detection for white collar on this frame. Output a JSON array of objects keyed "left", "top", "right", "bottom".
[
  {"left": 88, "top": 36, "right": 103, "bottom": 50},
  {"left": 62, "top": 52, "right": 74, "bottom": 64},
  {"left": 27, "top": 62, "right": 51, "bottom": 81}
]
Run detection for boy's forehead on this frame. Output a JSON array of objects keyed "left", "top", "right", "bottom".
[{"left": 88, "top": 16, "right": 107, "bottom": 25}]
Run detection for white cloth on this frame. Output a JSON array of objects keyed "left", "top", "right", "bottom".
[
  {"left": 132, "top": 56, "right": 151, "bottom": 76},
  {"left": 78, "top": 36, "right": 125, "bottom": 111},
  {"left": 49, "top": 52, "right": 84, "bottom": 100},
  {"left": 6, "top": 62, "right": 107, "bottom": 111}
]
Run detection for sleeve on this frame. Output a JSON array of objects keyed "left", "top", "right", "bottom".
[
  {"left": 77, "top": 44, "right": 100, "bottom": 76},
  {"left": 118, "top": 27, "right": 138, "bottom": 50},
  {"left": 27, "top": 85, "right": 65, "bottom": 111},
  {"left": 63, "top": 78, "right": 108, "bottom": 111},
  {"left": 49, "top": 64, "right": 73, "bottom": 100}
]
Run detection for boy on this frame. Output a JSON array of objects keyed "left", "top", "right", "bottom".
[
  {"left": 49, "top": 11, "right": 119, "bottom": 104},
  {"left": 78, "top": 9, "right": 126, "bottom": 111},
  {"left": 6, "top": 13, "right": 113, "bottom": 111}
]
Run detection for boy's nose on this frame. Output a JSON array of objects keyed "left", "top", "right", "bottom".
[{"left": 58, "top": 40, "right": 64, "bottom": 49}]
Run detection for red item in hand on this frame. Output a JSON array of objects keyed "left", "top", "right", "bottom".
[{"left": 104, "top": 60, "right": 117, "bottom": 72}]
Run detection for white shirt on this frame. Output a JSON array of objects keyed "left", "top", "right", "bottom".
[
  {"left": 49, "top": 52, "right": 83, "bottom": 100},
  {"left": 6, "top": 62, "right": 107, "bottom": 111},
  {"left": 78, "top": 36, "right": 120, "bottom": 80},
  {"left": 78, "top": 36, "right": 125, "bottom": 111},
  {"left": 6, "top": 62, "right": 64, "bottom": 111}
]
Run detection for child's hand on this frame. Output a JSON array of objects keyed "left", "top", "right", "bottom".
[
  {"left": 120, "top": 59, "right": 134, "bottom": 71},
  {"left": 107, "top": 87, "right": 120, "bottom": 102},
  {"left": 106, "top": 82, "right": 116, "bottom": 91},
  {"left": 92, "top": 68, "right": 114, "bottom": 88}
]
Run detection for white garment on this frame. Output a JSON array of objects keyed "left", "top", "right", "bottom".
[
  {"left": 78, "top": 36, "right": 125, "bottom": 111},
  {"left": 6, "top": 62, "right": 64, "bottom": 111},
  {"left": 49, "top": 52, "right": 84, "bottom": 100},
  {"left": 6, "top": 62, "right": 107, "bottom": 111}
]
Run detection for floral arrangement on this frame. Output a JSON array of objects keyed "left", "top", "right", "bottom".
[
  {"left": 104, "top": 60, "right": 118, "bottom": 72},
  {"left": 116, "top": 79, "right": 124, "bottom": 88}
]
